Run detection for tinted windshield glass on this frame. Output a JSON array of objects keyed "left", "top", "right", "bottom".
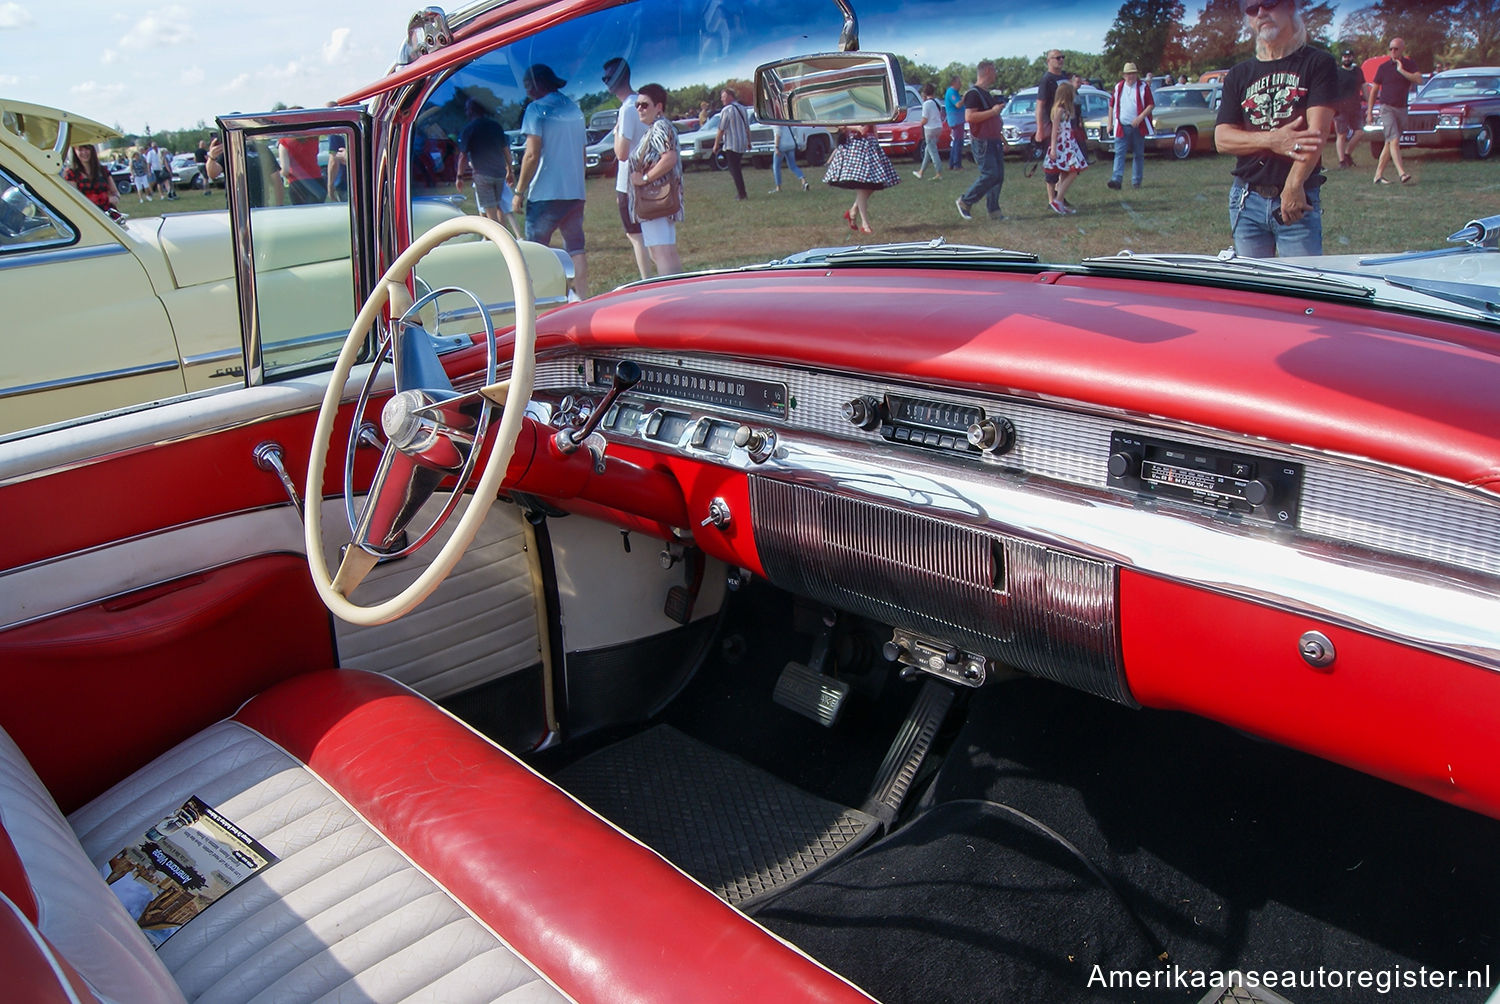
[
  {"left": 412, "top": 0, "right": 1500, "bottom": 308},
  {"left": 1418, "top": 76, "right": 1500, "bottom": 100}
]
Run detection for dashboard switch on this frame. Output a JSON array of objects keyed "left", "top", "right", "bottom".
[{"left": 733, "top": 424, "right": 777, "bottom": 464}]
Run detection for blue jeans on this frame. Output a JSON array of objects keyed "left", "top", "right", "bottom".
[
  {"left": 772, "top": 149, "right": 804, "bottom": 188},
  {"left": 1228, "top": 183, "right": 1322, "bottom": 258},
  {"left": 948, "top": 121, "right": 965, "bottom": 168},
  {"left": 917, "top": 129, "right": 942, "bottom": 175},
  {"left": 960, "top": 138, "right": 1004, "bottom": 214},
  {"left": 1111, "top": 125, "right": 1145, "bottom": 186},
  {"left": 524, "top": 198, "right": 586, "bottom": 254}
]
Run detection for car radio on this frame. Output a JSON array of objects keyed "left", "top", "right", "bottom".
[{"left": 1107, "top": 431, "right": 1302, "bottom": 525}]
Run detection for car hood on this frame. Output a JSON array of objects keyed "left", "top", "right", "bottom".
[{"left": 0, "top": 97, "right": 120, "bottom": 175}]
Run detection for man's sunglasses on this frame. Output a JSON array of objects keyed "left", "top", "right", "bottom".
[{"left": 1243, "top": 0, "right": 1282, "bottom": 14}]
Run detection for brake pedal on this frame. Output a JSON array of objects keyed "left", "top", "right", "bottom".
[{"left": 774, "top": 660, "right": 851, "bottom": 727}]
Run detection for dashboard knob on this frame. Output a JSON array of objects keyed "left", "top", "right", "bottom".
[
  {"left": 733, "top": 425, "right": 777, "bottom": 464},
  {"left": 1108, "top": 452, "right": 1137, "bottom": 479},
  {"left": 882, "top": 640, "right": 905, "bottom": 663},
  {"left": 965, "top": 417, "right": 1015, "bottom": 455},
  {"left": 841, "top": 395, "right": 883, "bottom": 431},
  {"left": 1244, "top": 478, "right": 1274, "bottom": 508}
]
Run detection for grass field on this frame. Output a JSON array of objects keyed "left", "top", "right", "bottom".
[{"left": 126, "top": 147, "right": 1500, "bottom": 297}]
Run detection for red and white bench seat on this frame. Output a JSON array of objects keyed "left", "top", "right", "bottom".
[{"left": 1, "top": 670, "right": 874, "bottom": 1003}]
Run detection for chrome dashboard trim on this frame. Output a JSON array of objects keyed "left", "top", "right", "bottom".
[{"left": 532, "top": 349, "right": 1500, "bottom": 675}]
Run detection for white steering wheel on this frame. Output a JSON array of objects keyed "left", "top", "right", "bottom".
[{"left": 305, "top": 215, "right": 535, "bottom": 625}]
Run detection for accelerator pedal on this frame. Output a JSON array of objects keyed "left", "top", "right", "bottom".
[{"left": 861, "top": 678, "right": 955, "bottom": 825}]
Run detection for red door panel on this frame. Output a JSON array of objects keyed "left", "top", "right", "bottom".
[{"left": 0, "top": 555, "right": 334, "bottom": 812}]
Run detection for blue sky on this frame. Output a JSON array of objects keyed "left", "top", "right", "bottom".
[{"left": 1, "top": 1, "right": 1350, "bottom": 133}]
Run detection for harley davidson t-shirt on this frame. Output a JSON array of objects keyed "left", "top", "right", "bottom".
[{"left": 1215, "top": 45, "right": 1338, "bottom": 191}]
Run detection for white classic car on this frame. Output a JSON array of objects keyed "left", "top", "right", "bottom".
[
  {"left": 0, "top": 98, "right": 571, "bottom": 436},
  {"left": 2, "top": 3, "right": 1500, "bottom": 1004}
]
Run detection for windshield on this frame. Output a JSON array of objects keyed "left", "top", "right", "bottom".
[
  {"left": 1417, "top": 74, "right": 1500, "bottom": 101},
  {"left": 414, "top": 0, "right": 1500, "bottom": 321}
]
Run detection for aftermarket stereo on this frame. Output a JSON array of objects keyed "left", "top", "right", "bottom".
[{"left": 1107, "top": 431, "right": 1302, "bottom": 525}]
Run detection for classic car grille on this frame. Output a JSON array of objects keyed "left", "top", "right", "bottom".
[
  {"left": 1406, "top": 113, "right": 1438, "bottom": 131},
  {"left": 749, "top": 478, "right": 1131, "bottom": 705}
]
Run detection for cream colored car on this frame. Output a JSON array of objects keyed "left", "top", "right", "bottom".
[{"left": 0, "top": 98, "right": 569, "bottom": 437}]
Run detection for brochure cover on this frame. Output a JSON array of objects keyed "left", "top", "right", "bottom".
[{"left": 102, "top": 796, "right": 278, "bottom": 947}]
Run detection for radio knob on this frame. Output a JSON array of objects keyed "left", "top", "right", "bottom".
[
  {"left": 1108, "top": 452, "right": 1137, "bottom": 479},
  {"left": 841, "top": 396, "right": 883, "bottom": 431},
  {"left": 966, "top": 417, "right": 1015, "bottom": 455},
  {"left": 1244, "top": 478, "right": 1274, "bottom": 508}
]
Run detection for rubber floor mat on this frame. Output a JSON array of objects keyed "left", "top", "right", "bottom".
[{"left": 553, "top": 724, "right": 880, "bottom": 907}]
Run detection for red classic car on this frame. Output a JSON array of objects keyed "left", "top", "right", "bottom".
[
  {"left": 4, "top": 2, "right": 1500, "bottom": 1003},
  {"left": 874, "top": 84, "right": 950, "bottom": 161},
  {"left": 1403, "top": 67, "right": 1500, "bottom": 159}
]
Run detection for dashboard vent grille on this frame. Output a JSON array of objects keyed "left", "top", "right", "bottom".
[{"left": 750, "top": 478, "right": 1130, "bottom": 705}]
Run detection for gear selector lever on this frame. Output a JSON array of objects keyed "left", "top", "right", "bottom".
[{"left": 554, "top": 360, "right": 641, "bottom": 454}]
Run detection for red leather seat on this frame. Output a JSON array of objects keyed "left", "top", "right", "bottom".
[{"left": 1, "top": 670, "right": 873, "bottom": 1003}]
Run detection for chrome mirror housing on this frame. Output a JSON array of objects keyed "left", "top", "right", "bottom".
[{"left": 754, "top": 52, "right": 905, "bottom": 126}]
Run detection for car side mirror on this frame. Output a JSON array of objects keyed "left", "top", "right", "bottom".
[{"left": 754, "top": 51, "right": 906, "bottom": 126}]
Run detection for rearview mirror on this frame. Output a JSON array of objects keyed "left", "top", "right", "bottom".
[{"left": 754, "top": 52, "right": 905, "bottom": 126}]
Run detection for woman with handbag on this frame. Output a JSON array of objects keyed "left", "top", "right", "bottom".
[{"left": 628, "top": 83, "right": 684, "bottom": 275}]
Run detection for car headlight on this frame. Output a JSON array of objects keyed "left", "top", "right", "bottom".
[{"left": 1438, "top": 112, "right": 1462, "bottom": 127}]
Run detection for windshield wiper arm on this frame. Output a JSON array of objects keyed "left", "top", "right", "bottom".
[
  {"left": 1381, "top": 275, "right": 1500, "bottom": 315},
  {"left": 777, "top": 238, "right": 1037, "bottom": 267},
  {"left": 1082, "top": 250, "right": 1376, "bottom": 300}
]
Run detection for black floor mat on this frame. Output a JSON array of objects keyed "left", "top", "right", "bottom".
[
  {"left": 554, "top": 724, "right": 880, "bottom": 907},
  {"left": 754, "top": 799, "right": 1179, "bottom": 1004}
]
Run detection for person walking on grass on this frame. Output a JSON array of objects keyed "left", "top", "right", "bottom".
[
  {"left": 711, "top": 87, "right": 750, "bottom": 200},
  {"left": 913, "top": 83, "right": 944, "bottom": 180},
  {"left": 1370, "top": 37, "right": 1422, "bottom": 186},
  {"left": 603, "top": 57, "right": 651, "bottom": 279},
  {"left": 1045, "top": 81, "right": 1087, "bottom": 214},
  {"left": 768, "top": 124, "right": 809, "bottom": 193},
  {"left": 944, "top": 74, "right": 966, "bottom": 170},
  {"left": 823, "top": 124, "right": 898, "bottom": 234},
  {"left": 1108, "top": 62, "right": 1153, "bottom": 191},
  {"left": 956, "top": 59, "right": 1005, "bottom": 221}
]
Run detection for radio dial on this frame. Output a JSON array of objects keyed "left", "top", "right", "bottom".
[
  {"left": 1107, "top": 452, "right": 1137, "bottom": 479},
  {"left": 841, "top": 395, "right": 883, "bottom": 431},
  {"left": 966, "top": 417, "right": 1016, "bottom": 455},
  {"left": 1244, "top": 478, "right": 1274, "bottom": 508}
]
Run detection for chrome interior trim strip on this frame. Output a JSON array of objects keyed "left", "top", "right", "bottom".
[
  {"left": 551, "top": 349, "right": 1500, "bottom": 580},
  {"left": 0, "top": 359, "right": 182, "bottom": 400},
  {"left": 751, "top": 478, "right": 1130, "bottom": 704},
  {"left": 435, "top": 294, "right": 570, "bottom": 324},
  {"left": 759, "top": 436, "right": 1500, "bottom": 675},
  {"left": 0, "top": 242, "right": 122, "bottom": 269}
]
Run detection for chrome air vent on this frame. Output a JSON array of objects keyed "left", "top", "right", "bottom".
[{"left": 749, "top": 478, "right": 1131, "bottom": 705}]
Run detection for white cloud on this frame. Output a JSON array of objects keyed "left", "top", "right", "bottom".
[
  {"left": 71, "top": 80, "right": 128, "bottom": 99},
  {"left": 0, "top": 73, "right": 18, "bottom": 86},
  {"left": 322, "top": 26, "right": 352, "bottom": 64},
  {"left": 262, "top": 60, "right": 302, "bottom": 81},
  {"left": 0, "top": 3, "right": 34, "bottom": 29},
  {"left": 101, "top": 48, "right": 117, "bottom": 65},
  {"left": 120, "top": 6, "right": 195, "bottom": 49},
  {"left": 224, "top": 72, "right": 251, "bottom": 93},
  {"left": 181, "top": 66, "right": 205, "bottom": 87}
]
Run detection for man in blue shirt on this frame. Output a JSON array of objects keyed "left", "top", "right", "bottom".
[
  {"left": 943, "top": 75, "right": 966, "bottom": 170},
  {"left": 513, "top": 63, "right": 589, "bottom": 296}
]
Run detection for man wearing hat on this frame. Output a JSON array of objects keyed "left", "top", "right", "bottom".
[
  {"left": 1333, "top": 49, "right": 1364, "bottom": 168},
  {"left": 513, "top": 63, "right": 590, "bottom": 296},
  {"left": 1212, "top": 0, "right": 1336, "bottom": 257},
  {"left": 1108, "top": 62, "right": 1154, "bottom": 190}
]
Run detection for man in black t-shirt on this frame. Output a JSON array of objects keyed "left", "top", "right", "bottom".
[
  {"left": 1034, "top": 49, "right": 1069, "bottom": 209},
  {"left": 1213, "top": 0, "right": 1336, "bottom": 257},
  {"left": 956, "top": 59, "right": 1006, "bottom": 221},
  {"left": 1370, "top": 37, "right": 1423, "bottom": 185},
  {"left": 1333, "top": 50, "right": 1363, "bottom": 168}
]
